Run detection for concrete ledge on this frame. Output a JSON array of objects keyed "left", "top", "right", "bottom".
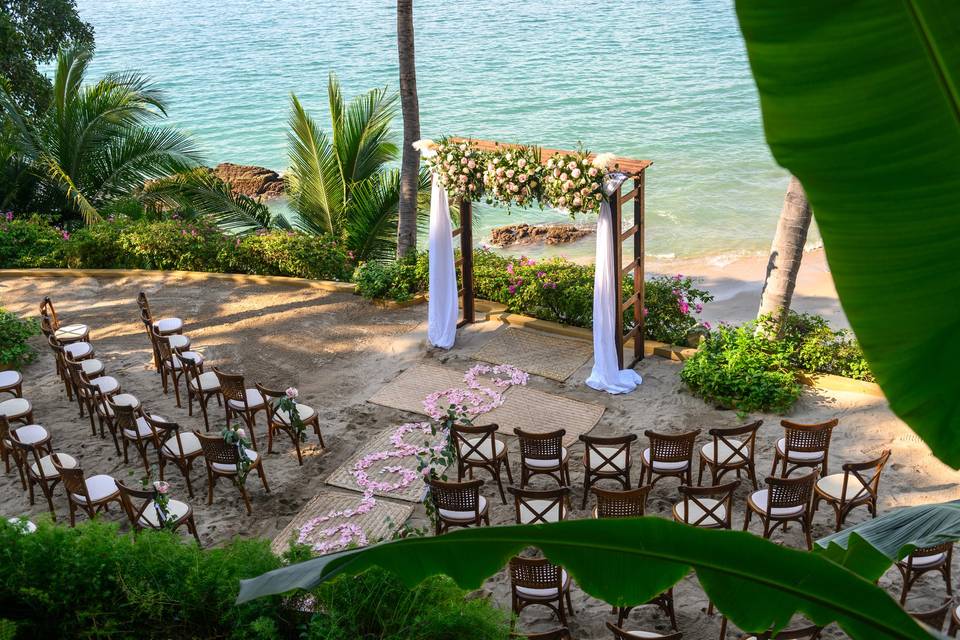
[
  {"left": 0, "top": 268, "right": 356, "bottom": 293},
  {"left": 368, "top": 292, "right": 428, "bottom": 309},
  {"left": 799, "top": 372, "right": 884, "bottom": 398}
]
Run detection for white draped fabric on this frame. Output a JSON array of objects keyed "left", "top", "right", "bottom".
[
  {"left": 427, "top": 173, "right": 458, "bottom": 349},
  {"left": 586, "top": 201, "right": 643, "bottom": 394}
]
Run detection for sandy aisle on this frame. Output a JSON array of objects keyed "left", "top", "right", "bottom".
[{"left": 1, "top": 273, "right": 955, "bottom": 639}]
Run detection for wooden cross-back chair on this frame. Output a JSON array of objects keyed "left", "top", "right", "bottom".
[
  {"left": 896, "top": 542, "right": 954, "bottom": 604},
  {"left": 813, "top": 449, "right": 890, "bottom": 531},
  {"left": 674, "top": 481, "right": 739, "bottom": 529},
  {"left": 256, "top": 384, "right": 324, "bottom": 466},
  {"left": 579, "top": 433, "right": 636, "bottom": 508},
  {"left": 452, "top": 422, "right": 512, "bottom": 503},
  {"left": 196, "top": 431, "right": 270, "bottom": 515},
  {"left": 508, "top": 485, "right": 570, "bottom": 525},
  {"left": 515, "top": 428, "right": 569, "bottom": 488},
  {"left": 772, "top": 419, "right": 837, "bottom": 477},
  {"left": 53, "top": 455, "right": 120, "bottom": 526},
  {"left": 0, "top": 369, "right": 23, "bottom": 398},
  {"left": 214, "top": 367, "right": 266, "bottom": 450},
  {"left": 427, "top": 477, "right": 488, "bottom": 535},
  {"left": 640, "top": 429, "right": 700, "bottom": 488},
  {"left": 111, "top": 401, "right": 160, "bottom": 473},
  {"left": 147, "top": 414, "right": 202, "bottom": 498},
  {"left": 7, "top": 429, "right": 74, "bottom": 521},
  {"left": 592, "top": 485, "right": 650, "bottom": 519},
  {"left": 181, "top": 356, "right": 221, "bottom": 432},
  {"left": 745, "top": 470, "right": 819, "bottom": 549},
  {"left": 46, "top": 334, "right": 103, "bottom": 400},
  {"left": 153, "top": 329, "right": 202, "bottom": 407},
  {"left": 608, "top": 622, "right": 682, "bottom": 640},
  {"left": 115, "top": 479, "right": 201, "bottom": 544},
  {"left": 906, "top": 597, "right": 952, "bottom": 634},
  {"left": 39, "top": 296, "right": 89, "bottom": 343},
  {"left": 698, "top": 420, "right": 762, "bottom": 489},
  {"left": 1, "top": 413, "right": 49, "bottom": 484},
  {"left": 509, "top": 556, "right": 574, "bottom": 627}
]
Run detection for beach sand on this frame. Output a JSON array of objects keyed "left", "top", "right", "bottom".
[{"left": 1, "top": 272, "right": 954, "bottom": 639}]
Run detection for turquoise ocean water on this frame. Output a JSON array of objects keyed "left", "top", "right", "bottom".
[{"left": 75, "top": 0, "right": 803, "bottom": 260}]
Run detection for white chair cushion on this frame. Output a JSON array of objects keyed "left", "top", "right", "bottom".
[
  {"left": 12, "top": 424, "right": 49, "bottom": 445},
  {"left": 54, "top": 323, "right": 88, "bottom": 340},
  {"left": 154, "top": 317, "right": 183, "bottom": 333},
  {"left": 519, "top": 499, "right": 563, "bottom": 524},
  {"left": 64, "top": 342, "right": 93, "bottom": 358},
  {"left": 138, "top": 498, "right": 190, "bottom": 528},
  {"left": 817, "top": 473, "right": 868, "bottom": 501},
  {"left": 673, "top": 498, "right": 726, "bottom": 527},
  {"left": 515, "top": 569, "right": 569, "bottom": 599},
  {"left": 750, "top": 489, "right": 805, "bottom": 517},
  {"left": 0, "top": 397, "right": 30, "bottom": 417},
  {"left": 625, "top": 632, "right": 671, "bottom": 639},
  {"left": 211, "top": 448, "right": 259, "bottom": 472},
  {"left": 80, "top": 359, "right": 104, "bottom": 376},
  {"left": 275, "top": 403, "right": 316, "bottom": 424},
  {"left": 190, "top": 371, "right": 221, "bottom": 391},
  {"left": 642, "top": 448, "right": 689, "bottom": 471},
  {"left": 162, "top": 431, "right": 202, "bottom": 457},
  {"left": 776, "top": 438, "right": 825, "bottom": 461},
  {"left": 123, "top": 415, "right": 163, "bottom": 440},
  {"left": 525, "top": 447, "right": 568, "bottom": 469},
  {"left": 169, "top": 352, "right": 203, "bottom": 369},
  {"left": 168, "top": 334, "right": 190, "bottom": 349},
  {"left": 903, "top": 552, "right": 947, "bottom": 568},
  {"left": 90, "top": 376, "right": 119, "bottom": 394},
  {"left": 73, "top": 474, "right": 118, "bottom": 503},
  {"left": 102, "top": 393, "right": 141, "bottom": 417},
  {"left": 0, "top": 370, "right": 23, "bottom": 388},
  {"left": 459, "top": 437, "right": 505, "bottom": 461},
  {"left": 226, "top": 389, "right": 265, "bottom": 411},
  {"left": 586, "top": 445, "right": 628, "bottom": 473},
  {"left": 31, "top": 452, "right": 78, "bottom": 478},
  {"left": 701, "top": 439, "right": 748, "bottom": 464},
  {"left": 438, "top": 495, "right": 487, "bottom": 521}
]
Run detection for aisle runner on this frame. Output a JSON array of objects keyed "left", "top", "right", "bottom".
[
  {"left": 473, "top": 328, "right": 593, "bottom": 382},
  {"left": 368, "top": 364, "right": 494, "bottom": 415},
  {"left": 271, "top": 490, "right": 413, "bottom": 554}
]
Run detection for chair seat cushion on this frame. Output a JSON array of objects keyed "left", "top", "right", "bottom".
[
  {"left": 211, "top": 448, "right": 259, "bottom": 472},
  {"left": 226, "top": 389, "right": 265, "bottom": 411},
  {"left": 749, "top": 489, "right": 805, "bottom": 517},
  {"left": 10, "top": 424, "right": 49, "bottom": 445},
  {"left": 673, "top": 498, "right": 726, "bottom": 527},
  {"left": 162, "top": 431, "right": 202, "bottom": 457},
  {"left": 103, "top": 394, "right": 141, "bottom": 416},
  {"left": 515, "top": 569, "right": 569, "bottom": 599},
  {"left": 64, "top": 341, "right": 93, "bottom": 358},
  {"left": 54, "top": 323, "right": 88, "bottom": 341},
  {"left": 459, "top": 437, "right": 505, "bottom": 461},
  {"left": 586, "top": 445, "right": 627, "bottom": 473},
  {"left": 170, "top": 352, "right": 203, "bottom": 369},
  {"left": 168, "top": 334, "right": 190, "bottom": 349},
  {"left": 816, "top": 473, "right": 868, "bottom": 502},
  {"left": 275, "top": 403, "right": 316, "bottom": 424},
  {"left": 123, "top": 415, "right": 164, "bottom": 440},
  {"left": 138, "top": 498, "right": 190, "bottom": 528},
  {"left": 519, "top": 499, "right": 563, "bottom": 524},
  {"left": 0, "top": 370, "right": 22, "bottom": 389},
  {"left": 900, "top": 552, "right": 947, "bottom": 568},
  {"left": 642, "top": 448, "right": 689, "bottom": 471},
  {"left": 776, "top": 438, "right": 825, "bottom": 462},
  {"left": 90, "top": 376, "right": 120, "bottom": 394},
  {"left": 31, "top": 452, "right": 78, "bottom": 478},
  {"left": 700, "top": 439, "right": 749, "bottom": 465},
  {"left": 73, "top": 474, "right": 118, "bottom": 503},
  {"left": 525, "top": 447, "right": 568, "bottom": 469},
  {"left": 0, "top": 397, "right": 31, "bottom": 418},
  {"left": 190, "top": 371, "right": 221, "bottom": 391},
  {"left": 80, "top": 359, "right": 104, "bottom": 376},
  {"left": 154, "top": 317, "right": 183, "bottom": 333},
  {"left": 624, "top": 632, "right": 672, "bottom": 639},
  {"left": 438, "top": 496, "right": 487, "bottom": 521}
]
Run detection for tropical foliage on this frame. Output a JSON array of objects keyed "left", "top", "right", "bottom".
[
  {"left": 0, "top": 46, "right": 201, "bottom": 224},
  {"left": 0, "top": 306, "right": 39, "bottom": 369}
]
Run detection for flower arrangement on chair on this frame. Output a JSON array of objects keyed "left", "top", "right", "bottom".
[
  {"left": 415, "top": 137, "right": 485, "bottom": 200},
  {"left": 221, "top": 425, "right": 254, "bottom": 486},
  {"left": 140, "top": 470, "right": 178, "bottom": 532},
  {"left": 276, "top": 387, "right": 306, "bottom": 443},
  {"left": 483, "top": 145, "right": 542, "bottom": 209},
  {"left": 541, "top": 148, "right": 609, "bottom": 216}
]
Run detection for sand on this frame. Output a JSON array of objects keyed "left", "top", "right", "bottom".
[{"left": 1, "top": 271, "right": 956, "bottom": 640}]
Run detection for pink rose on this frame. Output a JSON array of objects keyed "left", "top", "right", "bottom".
[
  {"left": 573, "top": 197, "right": 582, "bottom": 206},
  {"left": 285, "top": 387, "right": 299, "bottom": 399},
  {"left": 154, "top": 481, "right": 170, "bottom": 494},
  {"left": 506, "top": 169, "right": 515, "bottom": 178},
  {"left": 588, "top": 167, "right": 598, "bottom": 177},
  {"left": 517, "top": 158, "right": 527, "bottom": 168},
  {"left": 571, "top": 168, "right": 581, "bottom": 178},
  {"left": 467, "top": 160, "right": 476, "bottom": 169},
  {"left": 236, "top": 428, "right": 246, "bottom": 439}
]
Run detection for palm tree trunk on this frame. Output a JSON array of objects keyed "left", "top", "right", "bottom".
[
  {"left": 758, "top": 175, "right": 813, "bottom": 329},
  {"left": 396, "top": 0, "right": 420, "bottom": 257}
]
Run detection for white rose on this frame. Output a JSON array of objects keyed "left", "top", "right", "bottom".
[
  {"left": 559, "top": 172, "right": 568, "bottom": 181},
  {"left": 467, "top": 160, "right": 476, "bottom": 169},
  {"left": 446, "top": 153, "right": 454, "bottom": 162},
  {"left": 567, "top": 161, "right": 577, "bottom": 170},
  {"left": 506, "top": 169, "right": 515, "bottom": 178},
  {"left": 571, "top": 168, "right": 581, "bottom": 178},
  {"left": 517, "top": 158, "right": 527, "bottom": 168}
]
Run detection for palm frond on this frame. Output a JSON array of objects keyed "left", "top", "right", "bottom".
[
  {"left": 52, "top": 46, "right": 93, "bottom": 118},
  {"left": 344, "top": 169, "right": 403, "bottom": 262},
  {"left": 334, "top": 84, "right": 399, "bottom": 186},
  {"left": 92, "top": 126, "right": 201, "bottom": 203},
  {"left": 0, "top": 77, "right": 42, "bottom": 162},
  {"left": 39, "top": 153, "right": 100, "bottom": 224},
  {"left": 286, "top": 94, "right": 343, "bottom": 236}
]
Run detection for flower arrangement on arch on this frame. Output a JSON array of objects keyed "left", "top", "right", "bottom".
[
  {"left": 541, "top": 148, "right": 607, "bottom": 216},
  {"left": 415, "top": 137, "right": 484, "bottom": 200},
  {"left": 483, "top": 145, "right": 542, "bottom": 209},
  {"left": 221, "top": 425, "right": 254, "bottom": 486}
]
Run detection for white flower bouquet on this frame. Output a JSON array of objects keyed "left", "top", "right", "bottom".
[
  {"left": 541, "top": 149, "right": 608, "bottom": 216},
  {"left": 416, "top": 137, "right": 484, "bottom": 200},
  {"left": 482, "top": 145, "right": 542, "bottom": 210}
]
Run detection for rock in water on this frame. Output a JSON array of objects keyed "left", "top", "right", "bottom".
[
  {"left": 489, "top": 223, "right": 593, "bottom": 247},
  {"left": 212, "top": 163, "right": 284, "bottom": 199}
]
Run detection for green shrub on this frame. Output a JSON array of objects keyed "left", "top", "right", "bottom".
[
  {"left": 680, "top": 320, "right": 803, "bottom": 413},
  {"left": 0, "top": 215, "right": 67, "bottom": 268},
  {"left": 642, "top": 274, "right": 714, "bottom": 346},
  {"left": 353, "top": 253, "right": 429, "bottom": 301},
  {"left": 305, "top": 568, "right": 510, "bottom": 640},
  {"left": 0, "top": 308, "right": 39, "bottom": 369},
  {"left": 227, "top": 231, "right": 353, "bottom": 281},
  {"left": 776, "top": 312, "right": 874, "bottom": 381}
]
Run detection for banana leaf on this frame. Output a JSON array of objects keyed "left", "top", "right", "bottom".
[
  {"left": 238, "top": 518, "right": 931, "bottom": 639},
  {"left": 734, "top": 2, "right": 960, "bottom": 466}
]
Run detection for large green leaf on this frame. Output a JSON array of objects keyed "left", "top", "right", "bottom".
[
  {"left": 238, "top": 518, "right": 930, "bottom": 639},
  {"left": 734, "top": 2, "right": 960, "bottom": 466}
]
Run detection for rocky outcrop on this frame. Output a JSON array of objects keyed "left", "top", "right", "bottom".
[
  {"left": 211, "top": 163, "right": 284, "bottom": 199},
  {"left": 489, "top": 223, "right": 593, "bottom": 247}
]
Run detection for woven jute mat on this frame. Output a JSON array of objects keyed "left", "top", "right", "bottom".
[
  {"left": 271, "top": 490, "right": 413, "bottom": 555},
  {"left": 484, "top": 385, "right": 605, "bottom": 447},
  {"left": 473, "top": 327, "right": 593, "bottom": 382},
  {"left": 368, "top": 364, "right": 480, "bottom": 415}
]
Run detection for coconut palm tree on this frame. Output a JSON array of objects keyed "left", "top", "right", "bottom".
[
  {"left": 396, "top": 0, "right": 421, "bottom": 257},
  {"left": 285, "top": 73, "right": 428, "bottom": 262},
  {"left": 0, "top": 45, "right": 202, "bottom": 224}
]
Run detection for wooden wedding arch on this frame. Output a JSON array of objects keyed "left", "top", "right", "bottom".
[{"left": 448, "top": 138, "right": 652, "bottom": 368}]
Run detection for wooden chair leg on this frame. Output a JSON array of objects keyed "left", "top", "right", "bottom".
[
  {"left": 239, "top": 483, "right": 252, "bottom": 516},
  {"left": 257, "top": 464, "right": 270, "bottom": 493},
  {"left": 206, "top": 470, "right": 215, "bottom": 505}
]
